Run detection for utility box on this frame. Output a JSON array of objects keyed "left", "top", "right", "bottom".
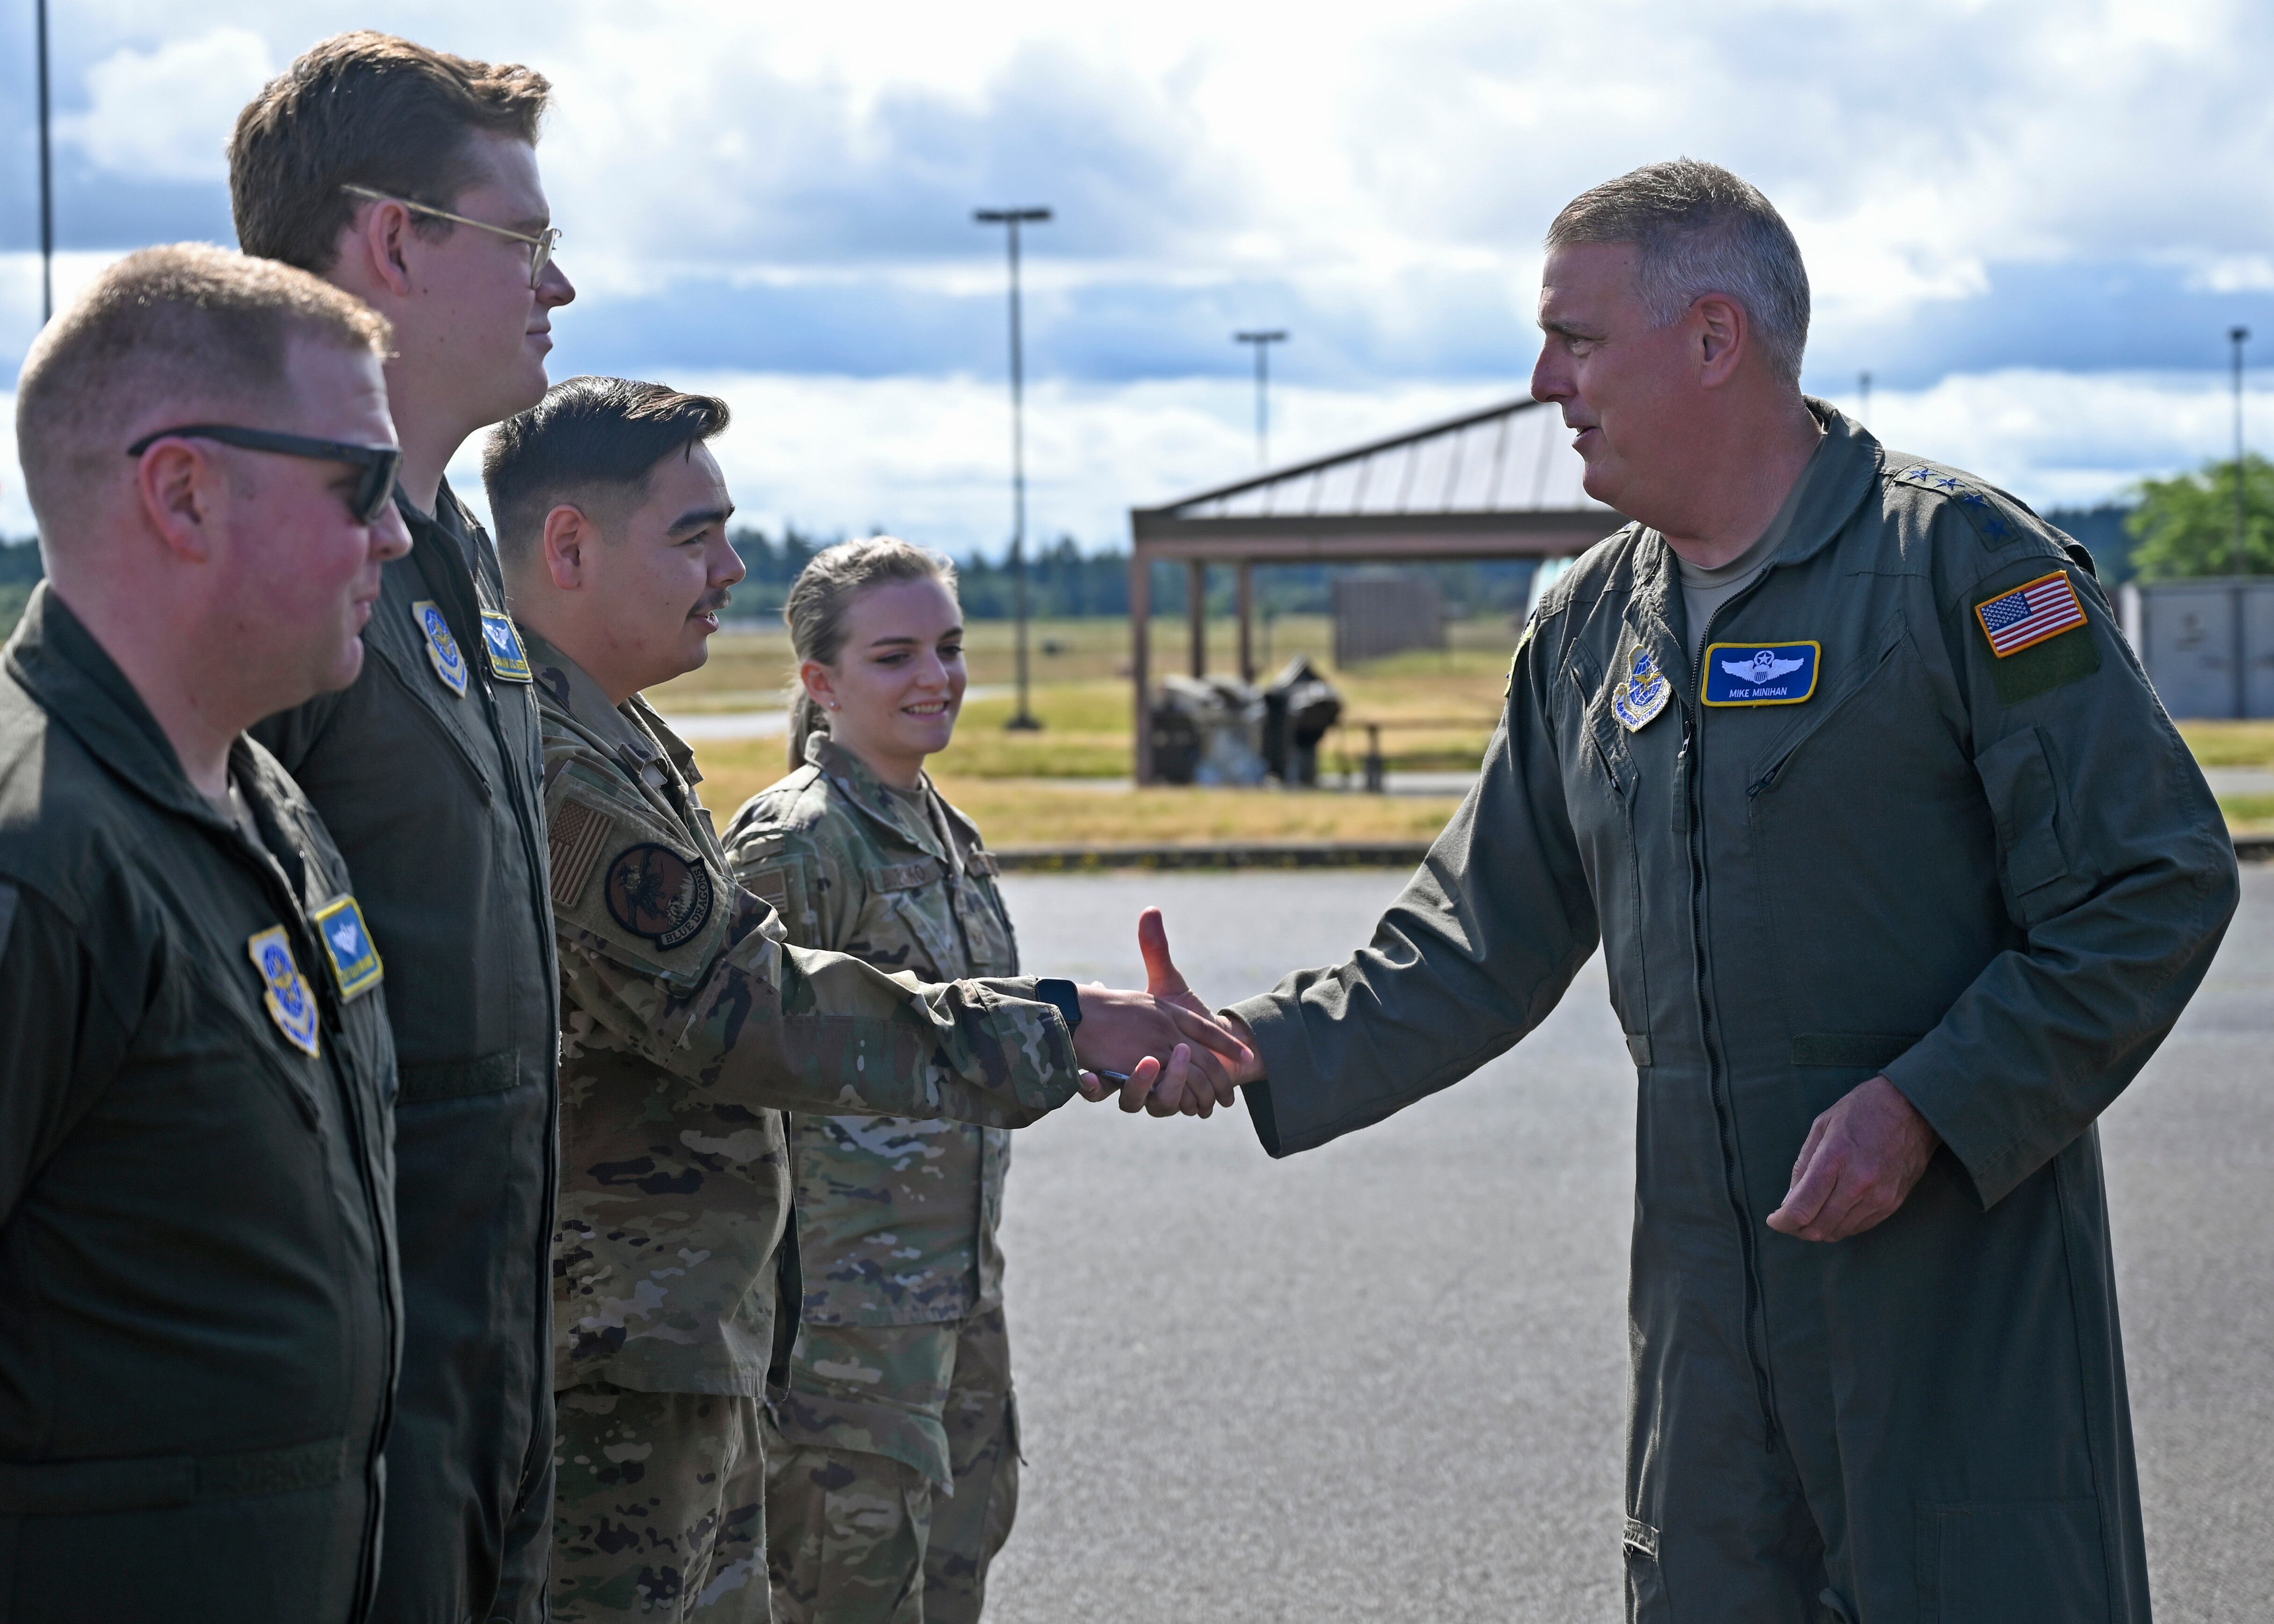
[
  {"left": 1333, "top": 574, "right": 1445, "bottom": 667},
  {"left": 2118, "top": 578, "right": 2274, "bottom": 718}
]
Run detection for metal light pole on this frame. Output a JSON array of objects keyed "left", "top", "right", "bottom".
[
  {"left": 974, "top": 206, "right": 1051, "bottom": 731},
  {"left": 37, "top": 0, "right": 54, "bottom": 323},
  {"left": 2231, "top": 326, "right": 2251, "bottom": 575},
  {"left": 1235, "top": 330, "right": 1287, "bottom": 467},
  {"left": 1857, "top": 370, "right": 1871, "bottom": 428}
]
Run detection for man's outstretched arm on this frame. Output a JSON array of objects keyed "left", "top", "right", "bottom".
[{"left": 1139, "top": 619, "right": 1600, "bottom": 1157}]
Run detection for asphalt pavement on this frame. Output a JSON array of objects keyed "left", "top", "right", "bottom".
[{"left": 978, "top": 866, "right": 2274, "bottom": 1623}]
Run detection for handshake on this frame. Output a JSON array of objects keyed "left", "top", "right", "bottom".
[{"left": 1066, "top": 907, "right": 1265, "bottom": 1117}]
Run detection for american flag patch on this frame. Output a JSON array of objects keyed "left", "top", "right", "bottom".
[{"left": 1975, "top": 571, "right": 2087, "bottom": 658}]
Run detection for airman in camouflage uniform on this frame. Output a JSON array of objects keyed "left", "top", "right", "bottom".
[
  {"left": 723, "top": 732, "right": 1024, "bottom": 1624},
  {"left": 525, "top": 629, "right": 1084, "bottom": 1623}
]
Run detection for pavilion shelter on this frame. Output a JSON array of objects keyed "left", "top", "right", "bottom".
[{"left": 1126, "top": 393, "right": 1621, "bottom": 782}]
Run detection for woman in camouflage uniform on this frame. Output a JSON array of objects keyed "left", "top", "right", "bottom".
[{"left": 721, "top": 538, "right": 1024, "bottom": 1624}]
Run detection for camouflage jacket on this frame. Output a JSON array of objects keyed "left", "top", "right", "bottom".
[
  {"left": 525, "top": 630, "right": 1081, "bottom": 1398},
  {"left": 721, "top": 734, "right": 1019, "bottom": 1328}
]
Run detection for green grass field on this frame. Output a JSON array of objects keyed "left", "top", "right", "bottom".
[
  {"left": 657, "top": 614, "right": 1516, "bottom": 789},
  {"left": 661, "top": 616, "right": 2274, "bottom": 844}
]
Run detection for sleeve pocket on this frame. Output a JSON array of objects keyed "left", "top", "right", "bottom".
[{"left": 1972, "top": 726, "right": 2074, "bottom": 922}]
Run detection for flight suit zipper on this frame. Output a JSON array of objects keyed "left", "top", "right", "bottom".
[
  {"left": 1681, "top": 589, "right": 1782, "bottom": 1451},
  {"left": 418, "top": 505, "right": 564, "bottom": 1540},
  {"left": 225, "top": 826, "right": 400, "bottom": 1624}
]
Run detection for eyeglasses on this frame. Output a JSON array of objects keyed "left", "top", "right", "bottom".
[
  {"left": 341, "top": 183, "right": 562, "bottom": 288},
  {"left": 126, "top": 426, "right": 403, "bottom": 525}
]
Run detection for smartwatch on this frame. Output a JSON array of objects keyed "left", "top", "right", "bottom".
[{"left": 1034, "top": 977, "right": 1083, "bottom": 1031}]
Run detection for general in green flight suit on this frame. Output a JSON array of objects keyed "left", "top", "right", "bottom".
[
  {"left": 480, "top": 377, "right": 1241, "bottom": 1622},
  {"left": 0, "top": 247, "right": 413, "bottom": 1619},
  {"left": 724, "top": 538, "right": 1028, "bottom": 1624},
  {"left": 1193, "top": 164, "right": 2239, "bottom": 1622}
]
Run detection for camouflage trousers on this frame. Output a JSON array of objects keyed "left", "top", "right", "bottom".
[
  {"left": 552, "top": 1382, "right": 771, "bottom": 1622},
  {"left": 765, "top": 1307, "right": 1020, "bottom": 1624}
]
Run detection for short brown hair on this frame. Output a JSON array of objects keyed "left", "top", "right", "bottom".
[
  {"left": 15, "top": 243, "right": 392, "bottom": 532},
  {"left": 483, "top": 376, "right": 732, "bottom": 568},
  {"left": 230, "top": 32, "right": 550, "bottom": 273}
]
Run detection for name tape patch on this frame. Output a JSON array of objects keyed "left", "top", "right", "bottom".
[
  {"left": 1975, "top": 570, "right": 2086, "bottom": 658},
  {"left": 1701, "top": 641, "right": 1821, "bottom": 707},
  {"left": 480, "top": 613, "right": 534, "bottom": 682},
  {"left": 311, "top": 894, "right": 384, "bottom": 1000}
]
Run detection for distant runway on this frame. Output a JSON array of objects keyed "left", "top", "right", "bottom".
[{"left": 980, "top": 867, "right": 2274, "bottom": 1623}]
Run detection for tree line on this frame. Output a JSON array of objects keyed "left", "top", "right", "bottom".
[{"left": 0, "top": 471, "right": 2254, "bottom": 631}]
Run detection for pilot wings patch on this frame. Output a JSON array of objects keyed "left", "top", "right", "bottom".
[{"left": 1701, "top": 641, "right": 1820, "bottom": 707}]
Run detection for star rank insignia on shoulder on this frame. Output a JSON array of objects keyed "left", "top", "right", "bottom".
[
  {"left": 1886, "top": 461, "right": 2027, "bottom": 549},
  {"left": 247, "top": 926, "right": 321, "bottom": 1056},
  {"left": 411, "top": 600, "right": 469, "bottom": 697}
]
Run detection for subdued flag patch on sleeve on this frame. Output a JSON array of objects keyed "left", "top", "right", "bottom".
[
  {"left": 549, "top": 798, "right": 616, "bottom": 908},
  {"left": 1975, "top": 570, "right": 2087, "bottom": 658}
]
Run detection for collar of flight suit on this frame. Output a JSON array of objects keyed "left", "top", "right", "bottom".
[
  {"left": 802, "top": 729, "right": 954, "bottom": 860},
  {"left": 520, "top": 623, "right": 713, "bottom": 821},
  {"left": 3, "top": 581, "right": 294, "bottom": 853},
  {"left": 1624, "top": 398, "right": 1892, "bottom": 667}
]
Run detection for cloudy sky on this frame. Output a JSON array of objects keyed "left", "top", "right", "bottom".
[{"left": 4, "top": 0, "right": 2274, "bottom": 551}]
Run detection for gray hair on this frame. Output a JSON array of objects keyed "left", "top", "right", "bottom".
[
  {"left": 783, "top": 536, "right": 959, "bottom": 769},
  {"left": 1546, "top": 159, "right": 1810, "bottom": 385}
]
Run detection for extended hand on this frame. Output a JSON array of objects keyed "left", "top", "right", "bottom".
[
  {"left": 1069, "top": 975, "right": 1251, "bottom": 1118},
  {"left": 1765, "top": 1075, "right": 1940, "bottom": 1243},
  {"left": 1136, "top": 906, "right": 1268, "bottom": 1109}
]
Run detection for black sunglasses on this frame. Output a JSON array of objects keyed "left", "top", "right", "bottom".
[{"left": 125, "top": 425, "right": 402, "bottom": 525}]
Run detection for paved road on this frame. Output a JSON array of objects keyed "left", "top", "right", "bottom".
[{"left": 978, "top": 867, "right": 2274, "bottom": 1622}]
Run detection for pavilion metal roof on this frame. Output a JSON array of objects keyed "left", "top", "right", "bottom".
[{"left": 1129, "top": 394, "right": 1615, "bottom": 561}]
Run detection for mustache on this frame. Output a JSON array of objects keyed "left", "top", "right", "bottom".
[{"left": 691, "top": 587, "right": 733, "bottom": 616}]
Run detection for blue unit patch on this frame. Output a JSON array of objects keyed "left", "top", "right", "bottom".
[
  {"left": 1701, "top": 641, "right": 1821, "bottom": 707},
  {"left": 1609, "top": 648, "right": 1671, "bottom": 732},
  {"left": 312, "top": 894, "right": 385, "bottom": 1000},
  {"left": 479, "top": 612, "right": 534, "bottom": 683},
  {"left": 246, "top": 925, "right": 321, "bottom": 1057},
  {"left": 411, "top": 600, "right": 469, "bottom": 697}
]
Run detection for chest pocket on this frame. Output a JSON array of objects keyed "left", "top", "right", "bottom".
[
  {"left": 1742, "top": 611, "right": 1915, "bottom": 799},
  {"left": 951, "top": 869, "right": 1016, "bottom": 975},
  {"left": 364, "top": 587, "right": 494, "bottom": 800},
  {"left": 863, "top": 858, "right": 965, "bottom": 979}
]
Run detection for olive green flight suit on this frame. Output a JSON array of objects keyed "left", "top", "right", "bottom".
[
  {"left": 0, "top": 586, "right": 401, "bottom": 1621},
  {"left": 724, "top": 734, "right": 1025, "bottom": 1624},
  {"left": 254, "top": 484, "right": 559, "bottom": 1624},
  {"left": 1229, "top": 405, "right": 2238, "bottom": 1623},
  {"left": 523, "top": 632, "right": 1080, "bottom": 1624}
]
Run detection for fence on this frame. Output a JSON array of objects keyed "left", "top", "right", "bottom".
[{"left": 2119, "top": 579, "right": 2274, "bottom": 719}]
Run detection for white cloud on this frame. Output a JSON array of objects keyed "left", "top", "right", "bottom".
[
  {"left": 9, "top": 2, "right": 2274, "bottom": 550},
  {"left": 441, "top": 373, "right": 1521, "bottom": 552},
  {"left": 1856, "top": 369, "right": 2270, "bottom": 511},
  {"left": 58, "top": 29, "right": 276, "bottom": 184}
]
